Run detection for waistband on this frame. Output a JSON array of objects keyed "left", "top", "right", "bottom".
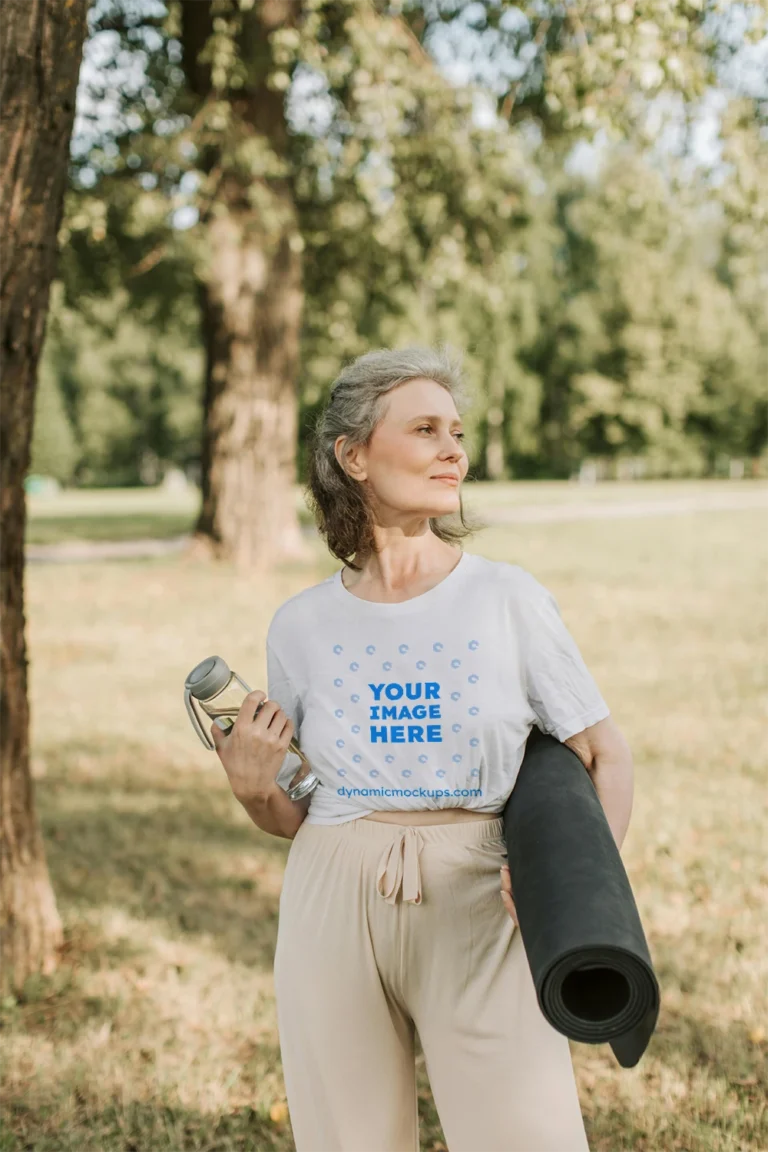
[
  {"left": 300, "top": 814, "right": 504, "bottom": 848},
  {"left": 298, "top": 816, "right": 505, "bottom": 907}
]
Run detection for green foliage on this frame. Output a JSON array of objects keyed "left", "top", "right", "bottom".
[
  {"left": 30, "top": 333, "right": 80, "bottom": 485},
  {"left": 536, "top": 154, "right": 764, "bottom": 475},
  {"left": 47, "top": 0, "right": 768, "bottom": 486},
  {"left": 38, "top": 283, "right": 203, "bottom": 487}
]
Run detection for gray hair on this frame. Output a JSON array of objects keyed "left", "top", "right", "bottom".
[{"left": 304, "top": 345, "right": 487, "bottom": 570}]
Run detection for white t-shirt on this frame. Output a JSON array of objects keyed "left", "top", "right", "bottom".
[{"left": 266, "top": 550, "right": 610, "bottom": 826}]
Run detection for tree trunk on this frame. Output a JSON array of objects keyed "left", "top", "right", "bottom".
[
  {"left": 181, "top": 0, "right": 312, "bottom": 575},
  {"left": 193, "top": 186, "right": 310, "bottom": 573},
  {"left": 0, "top": 0, "right": 89, "bottom": 996}
]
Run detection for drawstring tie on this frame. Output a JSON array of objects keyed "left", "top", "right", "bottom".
[{"left": 375, "top": 826, "right": 425, "bottom": 905}]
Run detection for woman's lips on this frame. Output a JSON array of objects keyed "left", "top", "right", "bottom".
[{"left": 432, "top": 476, "right": 458, "bottom": 485}]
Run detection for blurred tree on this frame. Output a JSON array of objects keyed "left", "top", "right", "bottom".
[
  {"left": 29, "top": 325, "right": 80, "bottom": 486},
  {"left": 68, "top": 0, "right": 539, "bottom": 564},
  {"left": 67, "top": 0, "right": 746, "bottom": 571},
  {"left": 714, "top": 55, "right": 768, "bottom": 464},
  {"left": 0, "top": 0, "right": 90, "bottom": 996},
  {"left": 172, "top": 0, "right": 553, "bottom": 565},
  {"left": 528, "top": 152, "right": 763, "bottom": 477},
  {"left": 51, "top": 0, "right": 768, "bottom": 511},
  {"left": 34, "top": 282, "right": 203, "bottom": 487}
]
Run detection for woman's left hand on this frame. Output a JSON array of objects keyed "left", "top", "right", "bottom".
[{"left": 500, "top": 864, "right": 517, "bottom": 925}]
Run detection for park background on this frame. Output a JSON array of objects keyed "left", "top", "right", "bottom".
[{"left": 2, "top": 1, "right": 768, "bottom": 1150}]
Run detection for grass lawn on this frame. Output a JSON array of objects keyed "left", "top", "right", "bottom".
[
  {"left": 2, "top": 483, "right": 767, "bottom": 1150},
  {"left": 24, "top": 478, "right": 764, "bottom": 544}
]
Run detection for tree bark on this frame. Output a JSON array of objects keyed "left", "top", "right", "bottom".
[
  {"left": 0, "top": 0, "right": 89, "bottom": 995},
  {"left": 181, "top": 0, "right": 312, "bottom": 574}
]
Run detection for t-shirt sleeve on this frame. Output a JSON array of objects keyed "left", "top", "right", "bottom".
[
  {"left": 515, "top": 570, "right": 610, "bottom": 742},
  {"left": 266, "top": 638, "right": 305, "bottom": 791}
]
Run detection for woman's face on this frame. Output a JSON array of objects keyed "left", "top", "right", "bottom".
[{"left": 336, "top": 377, "right": 469, "bottom": 523}]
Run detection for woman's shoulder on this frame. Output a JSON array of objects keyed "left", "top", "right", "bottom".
[{"left": 472, "top": 554, "right": 543, "bottom": 599}]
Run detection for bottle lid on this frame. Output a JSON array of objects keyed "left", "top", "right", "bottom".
[{"left": 185, "top": 655, "right": 231, "bottom": 701}]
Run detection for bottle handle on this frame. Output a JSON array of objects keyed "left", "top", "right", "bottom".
[{"left": 185, "top": 688, "right": 214, "bottom": 750}]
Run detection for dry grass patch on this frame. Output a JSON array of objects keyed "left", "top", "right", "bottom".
[{"left": 2, "top": 490, "right": 766, "bottom": 1150}]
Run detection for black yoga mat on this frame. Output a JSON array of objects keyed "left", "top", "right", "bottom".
[{"left": 502, "top": 725, "right": 660, "bottom": 1068}]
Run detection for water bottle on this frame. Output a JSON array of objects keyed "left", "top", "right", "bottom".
[{"left": 184, "top": 655, "right": 320, "bottom": 802}]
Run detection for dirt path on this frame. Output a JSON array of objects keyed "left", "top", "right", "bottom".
[{"left": 25, "top": 488, "right": 767, "bottom": 562}]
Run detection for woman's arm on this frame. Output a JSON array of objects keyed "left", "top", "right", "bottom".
[
  {"left": 238, "top": 782, "right": 312, "bottom": 840},
  {"left": 565, "top": 716, "right": 634, "bottom": 852}
]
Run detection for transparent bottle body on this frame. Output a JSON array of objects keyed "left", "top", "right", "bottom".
[
  {"left": 203, "top": 672, "right": 318, "bottom": 799},
  {"left": 203, "top": 674, "right": 251, "bottom": 733}
]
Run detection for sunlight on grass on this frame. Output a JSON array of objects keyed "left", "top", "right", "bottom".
[
  {"left": 25, "top": 478, "right": 766, "bottom": 544},
  {"left": 2, "top": 486, "right": 766, "bottom": 1150}
]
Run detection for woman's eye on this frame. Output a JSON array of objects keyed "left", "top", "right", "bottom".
[{"left": 418, "top": 425, "right": 464, "bottom": 441}]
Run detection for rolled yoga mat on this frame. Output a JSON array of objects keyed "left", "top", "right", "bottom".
[{"left": 502, "top": 725, "right": 660, "bottom": 1068}]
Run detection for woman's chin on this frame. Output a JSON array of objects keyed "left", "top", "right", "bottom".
[{"left": 426, "top": 497, "right": 460, "bottom": 515}]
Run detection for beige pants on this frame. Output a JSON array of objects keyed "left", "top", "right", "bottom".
[{"left": 274, "top": 815, "right": 590, "bottom": 1152}]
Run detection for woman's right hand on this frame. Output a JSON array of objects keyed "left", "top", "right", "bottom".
[{"left": 210, "top": 689, "right": 294, "bottom": 804}]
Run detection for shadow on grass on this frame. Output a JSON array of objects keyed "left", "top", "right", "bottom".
[
  {"left": 25, "top": 506, "right": 317, "bottom": 547},
  {"left": 2, "top": 1083, "right": 293, "bottom": 1152},
  {"left": 25, "top": 513, "right": 196, "bottom": 546},
  {"left": 21, "top": 742, "right": 764, "bottom": 1151},
  {"left": 0, "top": 1053, "right": 451, "bottom": 1152},
  {"left": 650, "top": 939, "right": 763, "bottom": 1060},
  {"left": 36, "top": 741, "right": 291, "bottom": 973},
  {"left": 648, "top": 952, "right": 767, "bottom": 1100}
]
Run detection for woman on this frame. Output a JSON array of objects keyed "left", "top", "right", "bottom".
[{"left": 212, "top": 346, "right": 617, "bottom": 1151}]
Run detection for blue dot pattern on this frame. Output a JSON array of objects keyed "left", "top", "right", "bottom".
[{"left": 327, "top": 637, "right": 483, "bottom": 785}]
